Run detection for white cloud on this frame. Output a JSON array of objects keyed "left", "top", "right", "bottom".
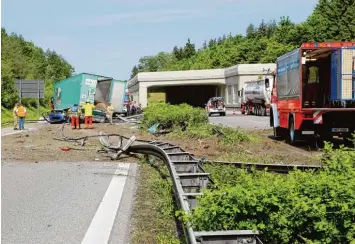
[{"left": 81, "top": 9, "right": 208, "bottom": 27}]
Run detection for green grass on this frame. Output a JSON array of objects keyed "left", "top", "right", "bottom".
[
  {"left": 1, "top": 106, "right": 50, "bottom": 124},
  {"left": 148, "top": 92, "right": 166, "bottom": 104},
  {"left": 130, "top": 156, "right": 183, "bottom": 244}
]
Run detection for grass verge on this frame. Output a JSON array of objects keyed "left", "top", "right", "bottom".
[
  {"left": 130, "top": 156, "right": 184, "bottom": 244},
  {"left": 1, "top": 106, "right": 49, "bottom": 123},
  {"left": 148, "top": 92, "right": 166, "bottom": 104}
]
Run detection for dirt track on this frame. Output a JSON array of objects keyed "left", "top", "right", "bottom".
[{"left": 2, "top": 122, "right": 319, "bottom": 165}]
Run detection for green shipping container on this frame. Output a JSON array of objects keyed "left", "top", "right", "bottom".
[{"left": 53, "top": 73, "right": 128, "bottom": 114}]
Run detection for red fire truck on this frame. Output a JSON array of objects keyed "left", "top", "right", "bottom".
[{"left": 270, "top": 42, "right": 355, "bottom": 145}]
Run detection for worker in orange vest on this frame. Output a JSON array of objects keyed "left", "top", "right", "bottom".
[
  {"left": 13, "top": 103, "right": 19, "bottom": 130},
  {"left": 15, "top": 103, "right": 27, "bottom": 130},
  {"left": 81, "top": 100, "right": 95, "bottom": 129},
  {"left": 68, "top": 104, "right": 81, "bottom": 129}
]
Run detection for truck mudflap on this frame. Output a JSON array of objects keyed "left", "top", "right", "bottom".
[{"left": 300, "top": 110, "right": 355, "bottom": 138}]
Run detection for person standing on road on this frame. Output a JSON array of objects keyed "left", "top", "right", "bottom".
[
  {"left": 50, "top": 97, "right": 54, "bottom": 110},
  {"left": 106, "top": 103, "right": 114, "bottom": 124},
  {"left": 131, "top": 101, "right": 137, "bottom": 115},
  {"left": 126, "top": 102, "right": 131, "bottom": 117},
  {"left": 16, "top": 103, "right": 27, "bottom": 130},
  {"left": 305, "top": 65, "right": 320, "bottom": 107},
  {"left": 82, "top": 100, "right": 95, "bottom": 129},
  {"left": 13, "top": 103, "right": 19, "bottom": 130},
  {"left": 69, "top": 104, "right": 81, "bottom": 129}
]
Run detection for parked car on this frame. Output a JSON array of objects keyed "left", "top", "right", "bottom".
[
  {"left": 43, "top": 109, "right": 69, "bottom": 124},
  {"left": 205, "top": 97, "right": 226, "bottom": 116}
]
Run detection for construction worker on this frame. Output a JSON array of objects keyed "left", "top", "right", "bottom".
[
  {"left": 15, "top": 103, "right": 27, "bottom": 130},
  {"left": 305, "top": 65, "right": 320, "bottom": 107},
  {"left": 50, "top": 97, "right": 54, "bottom": 110},
  {"left": 69, "top": 104, "right": 81, "bottom": 129},
  {"left": 106, "top": 103, "right": 114, "bottom": 124},
  {"left": 81, "top": 100, "right": 95, "bottom": 129},
  {"left": 13, "top": 103, "right": 19, "bottom": 130},
  {"left": 131, "top": 101, "right": 137, "bottom": 115}
]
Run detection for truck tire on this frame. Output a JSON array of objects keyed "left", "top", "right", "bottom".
[
  {"left": 270, "top": 109, "right": 274, "bottom": 127},
  {"left": 262, "top": 107, "right": 267, "bottom": 116},
  {"left": 288, "top": 117, "right": 301, "bottom": 145}
]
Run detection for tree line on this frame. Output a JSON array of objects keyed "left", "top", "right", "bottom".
[
  {"left": 1, "top": 28, "right": 74, "bottom": 109},
  {"left": 130, "top": 0, "right": 355, "bottom": 78}
]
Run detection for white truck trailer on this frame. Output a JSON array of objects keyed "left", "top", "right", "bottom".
[{"left": 239, "top": 77, "right": 274, "bottom": 116}]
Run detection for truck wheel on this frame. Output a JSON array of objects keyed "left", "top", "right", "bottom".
[
  {"left": 273, "top": 127, "right": 283, "bottom": 139},
  {"left": 288, "top": 117, "right": 301, "bottom": 145},
  {"left": 262, "top": 107, "right": 267, "bottom": 116}
]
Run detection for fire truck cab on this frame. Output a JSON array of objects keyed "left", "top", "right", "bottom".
[{"left": 270, "top": 42, "right": 355, "bottom": 145}]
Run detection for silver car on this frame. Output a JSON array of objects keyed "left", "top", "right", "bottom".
[{"left": 205, "top": 97, "right": 226, "bottom": 116}]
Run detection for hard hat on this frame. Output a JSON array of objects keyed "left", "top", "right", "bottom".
[{"left": 86, "top": 99, "right": 91, "bottom": 103}]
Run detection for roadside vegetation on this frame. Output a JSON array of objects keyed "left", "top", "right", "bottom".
[
  {"left": 140, "top": 102, "right": 355, "bottom": 243},
  {"left": 140, "top": 103, "right": 317, "bottom": 165},
  {"left": 1, "top": 28, "right": 74, "bottom": 112},
  {"left": 141, "top": 103, "right": 256, "bottom": 146},
  {"left": 181, "top": 142, "right": 355, "bottom": 244},
  {"left": 130, "top": 156, "right": 183, "bottom": 244}
]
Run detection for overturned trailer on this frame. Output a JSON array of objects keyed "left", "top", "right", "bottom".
[{"left": 53, "top": 73, "right": 129, "bottom": 123}]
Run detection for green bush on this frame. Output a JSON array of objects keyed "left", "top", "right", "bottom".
[
  {"left": 142, "top": 103, "right": 208, "bottom": 128},
  {"left": 183, "top": 143, "right": 355, "bottom": 244},
  {"left": 142, "top": 103, "right": 255, "bottom": 145}
]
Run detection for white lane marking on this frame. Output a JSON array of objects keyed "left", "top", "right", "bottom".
[
  {"left": 81, "top": 163, "right": 130, "bottom": 244},
  {"left": 2, "top": 128, "right": 35, "bottom": 136}
]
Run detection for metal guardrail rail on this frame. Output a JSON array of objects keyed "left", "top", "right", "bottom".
[
  {"left": 54, "top": 126, "right": 321, "bottom": 244},
  {"left": 125, "top": 140, "right": 263, "bottom": 244}
]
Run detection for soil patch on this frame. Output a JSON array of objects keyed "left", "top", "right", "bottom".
[{"left": 2, "top": 123, "right": 319, "bottom": 165}]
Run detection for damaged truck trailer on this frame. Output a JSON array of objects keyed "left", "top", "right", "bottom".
[
  {"left": 270, "top": 42, "right": 355, "bottom": 144},
  {"left": 53, "top": 73, "right": 128, "bottom": 123}
]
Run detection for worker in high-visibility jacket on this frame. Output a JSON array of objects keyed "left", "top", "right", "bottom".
[
  {"left": 15, "top": 104, "right": 27, "bottom": 130},
  {"left": 13, "top": 103, "right": 19, "bottom": 130},
  {"left": 68, "top": 104, "right": 81, "bottom": 129},
  {"left": 106, "top": 103, "right": 114, "bottom": 124},
  {"left": 81, "top": 100, "right": 95, "bottom": 129},
  {"left": 305, "top": 66, "right": 319, "bottom": 107}
]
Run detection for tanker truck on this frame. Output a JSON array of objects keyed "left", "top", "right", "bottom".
[{"left": 239, "top": 77, "right": 273, "bottom": 116}]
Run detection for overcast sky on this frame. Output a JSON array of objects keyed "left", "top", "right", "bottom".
[{"left": 2, "top": 0, "right": 318, "bottom": 80}]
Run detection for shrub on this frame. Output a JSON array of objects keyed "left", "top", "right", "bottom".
[
  {"left": 142, "top": 103, "right": 208, "bottom": 128},
  {"left": 183, "top": 143, "right": 355, "bottom": 244}
]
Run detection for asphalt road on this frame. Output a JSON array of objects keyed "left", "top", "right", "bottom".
[
  {"left": 2, "top": 161, "right": 137, "bottom": 244},
  {"left": 209, "top": 111, "right": 270, "bottom": 129},
  {"left": 1, "top": 122, "right": 47, "bottom": 137}
]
